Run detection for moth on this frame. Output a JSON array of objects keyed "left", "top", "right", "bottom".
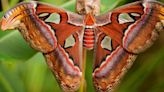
[{"left": 0, "top": 0, "right": 163, "bottom": 92}]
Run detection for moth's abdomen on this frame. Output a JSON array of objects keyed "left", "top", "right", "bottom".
[{"left": 83, "top": 28, "right": 95, "bottom": 49}]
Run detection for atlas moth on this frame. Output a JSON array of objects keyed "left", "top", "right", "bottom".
[{"left": 0, "top": 0, "right": 163, "bottom": 92}]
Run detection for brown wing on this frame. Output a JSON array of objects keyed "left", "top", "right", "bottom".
[
  {"left": 1, "top": 1, "right": 85, "bottom": 91},
  {"left": 31, "top": 2, "right": 86, "bottom": 91},
  {"left": 96, "top": 1, "right": 163, "bottom": 54},
  {"left": 92, "top": 29, "right": 137, "bottom": 91},
  {"left": 93, "top": 1, "right": 163, "bottom": 91}
]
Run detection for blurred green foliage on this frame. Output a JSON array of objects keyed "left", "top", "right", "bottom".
[{"left": 0, "top": 0, "right": 164, "bottom": 92}]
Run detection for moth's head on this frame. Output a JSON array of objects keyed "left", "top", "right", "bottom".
[{"left": 1, "top": 2, "right": 35, "bottom": 31}]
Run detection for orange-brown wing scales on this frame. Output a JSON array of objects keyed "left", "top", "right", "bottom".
[
  {"left": 100, "top": 1, "right": 164, "bottom": 54},
  {"left": 93, "top": 32, "right": 137, "bottom": 91},
  {"left": 35, "top": 2, "right": 85, "bottom": 91},
  {"left": 1, "top": 1, "right": 164, "bottom": 92},
  {"left": 122, "top": 1, "right": 164, "bottom": 54},
  {"left": 93, "top": 33, "right": 112, "bottom": 70},
  {"left": 35, "top": 2, "right": 83, "bottom": 45},
  {"left": 1, "top": 1, "right": 84, "bottom": 92},
  {"left": 93, "top": 47, "right": 137, "bottom": 92},
  {"left": 47, "top": 23, "right": 82, "bottom": 45},
  {"left": 43, "top": 31, "right": 84, "bottom": 92},
  {"left": 43, "top": 45, "right": 82, "bottom": 92},
  {"left": 97, "top": 1, "right": 145, "bottom": 49},
  {"left": 0, "top": 2, "right": 58, "bottom": 53},
  {"left": 93, "top": 1, "right": 163, "bottom": 92}
]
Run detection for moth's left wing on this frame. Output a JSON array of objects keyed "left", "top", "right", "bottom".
[
  {"left": 1, "top": 1, "right": 85, "bottom": 92},
  {"left": 93, "top": 1, "right": 163, "bottom": 91},
  {"left": 27, "top": 2, "right": 86, "bottom": 92}
]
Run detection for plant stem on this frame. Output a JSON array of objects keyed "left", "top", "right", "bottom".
[
  {"left": 1, "top": 0, "right": 10, "bottom": 11},
  {"left": 79, "top": 48, "right": 87, "bottom": 92}
]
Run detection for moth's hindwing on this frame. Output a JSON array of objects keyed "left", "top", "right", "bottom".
[{"left": 92, "top": 32, "right": 137, "bottom": 91}]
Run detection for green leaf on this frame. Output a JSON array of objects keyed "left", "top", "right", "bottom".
[
  {"left": 0, "top": 31, "right": 37, "bottom": 61},
  {"left": 0, "top": 61, "right": 26, "bottom": 92},
  {"left": 116, "top": 33, "right": 164, "bottom": 92}
]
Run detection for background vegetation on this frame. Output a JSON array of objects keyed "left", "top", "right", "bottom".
[{"left": 0, "top": 0, "right": 164, "bottom": 92}]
